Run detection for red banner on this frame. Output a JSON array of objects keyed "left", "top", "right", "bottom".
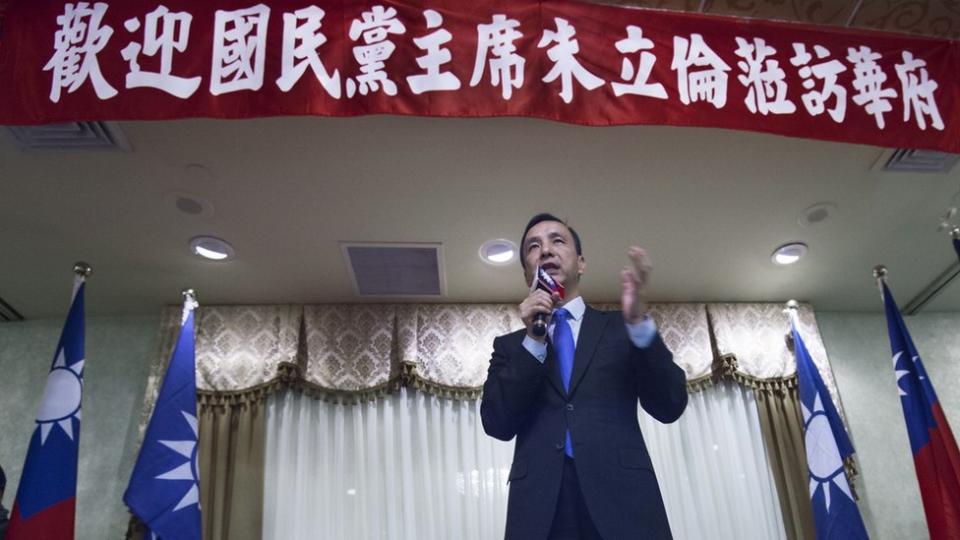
[{"left": 1, "top": 0, "right": 958, "bottom": 152}]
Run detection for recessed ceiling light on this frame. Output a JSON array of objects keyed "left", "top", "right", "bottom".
[
  {"left": 189, "top": 236, "right": 235, "bottom": 261},
  {"left": 771, "top": 242, "right": 807, "bottom": 265},
  {"left": 480, "top": 239, "right": 517, "bottom": 265}
]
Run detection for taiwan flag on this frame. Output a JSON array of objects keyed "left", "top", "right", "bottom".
[
  {"left": 882, "top": 281, "right": 960, "bottom": 539},
  {"left": 124, "top": 294, "right": 202, "bottom": 540},
  {"left": 791, "top": 315, "right": 868, "bottom": 539},
  {"left": 7, "top": 273, "right": 87, "bottom": 540}
]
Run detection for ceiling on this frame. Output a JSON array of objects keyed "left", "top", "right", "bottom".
[
  {"left": 3, "top": 0, "right": 959, "bottom": 318},
  {"left": 2, "top": 114, "right": 959, "bottom": 318}
]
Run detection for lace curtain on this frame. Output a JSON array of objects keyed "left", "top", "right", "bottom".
[{"left": 263, "top": 382, "right": 786, "bottom": 540}]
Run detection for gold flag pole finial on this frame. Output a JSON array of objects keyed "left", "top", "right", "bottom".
[
  {"left": 73, "top": 262, "right": 92, "bottom": 278},
  {"left": 71, "top": 262, "right": 92, "bottom": 298},
  {"left": 873, "top": 265, "right": 888, "bottom": 299},
  {"left": 180, "top": 288, "right": 199, "bottom": 324},
  {"left": 783, "top": 299, "right": 800, "bottom": 348}
]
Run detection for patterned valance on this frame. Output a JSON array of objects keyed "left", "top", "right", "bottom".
[
  {"left": 399, "top": 304, "right": 523, "bottom": 390},
  {"left": 302, "top": 305, "right": 399, "bottom": 391},
  {"left": 138, "top": 301, "right": 844, "bottom": 435},
  {"left": 708, "top": 303, "right": 845, "bottom": 416},
  {"left": 196, "top": 305, "right": 300, "bottom": 391}
]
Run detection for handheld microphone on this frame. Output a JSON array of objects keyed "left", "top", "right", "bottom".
[{"left": 531, "top": 266, "right": 565, "bottom": 337}]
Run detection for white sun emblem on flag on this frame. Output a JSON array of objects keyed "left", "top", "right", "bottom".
[
  {"left": 36, "top": 348, "right": 84, "bottom": 444},
  {"left": 893, "top": 351, "right": 922, "bottom": 397},
  {"left": 802, "top": 391, "right": 854, "bottom": 512},
  {"left": 156, "top": 410, "right": 200, "bottom": 512}
]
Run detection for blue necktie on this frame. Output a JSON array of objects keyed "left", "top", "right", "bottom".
[{"left": 553, "top": 308, "right": 575, "bottom": 458}]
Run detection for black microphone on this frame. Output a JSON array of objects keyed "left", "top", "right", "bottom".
[
  {"left": 532, "top": 312, "right": 549, "bottom": 337},
  {"left": 530, "top": 266, "right": 565, "bottom": 337}
]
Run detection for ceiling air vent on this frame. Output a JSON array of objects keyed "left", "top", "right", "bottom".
[
  {"left": 342, "top": 243, "right": 445, "bottom": 297},
  {"left": 883, "top": 148, "right": 959, "bottom": 173},
  {"left": 8, "top": 121, "right": 131, "bottom": 152}
]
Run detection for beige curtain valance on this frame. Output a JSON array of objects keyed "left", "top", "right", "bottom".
[
  {"left": 708, "top": 302, "right": 846, "bottom": 420},
  {"left": 139, "top": 301, "right": 844, "bottom": 433}
]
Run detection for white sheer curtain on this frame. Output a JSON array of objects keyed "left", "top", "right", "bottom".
[
  {"left": 263, "top": 389, "right": 514, "bottom": 540},
  {"left": 263, "top": 382, "right": 786, "bottom": 540},
  {"left": 640, "top": 382, "right": 787, "bottom": 540}
]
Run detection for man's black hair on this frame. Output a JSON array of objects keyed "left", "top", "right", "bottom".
[
  {"left": 0, "top": 463, "right": 6, "bottom": 494},
  {"left": 520, "top": 213, "right": 582, "bottom": 269}
]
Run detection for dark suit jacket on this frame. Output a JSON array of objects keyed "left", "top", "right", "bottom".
[
  {"left": 0, "top": 503, "right": 8, "bottom": 540},
  {"left": 481, "top": 307, "right": 688, "bottom": 540}
]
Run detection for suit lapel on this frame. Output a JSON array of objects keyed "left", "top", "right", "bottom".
[{"left": 568, "top": 307, "right": 607, "bottom": 397}]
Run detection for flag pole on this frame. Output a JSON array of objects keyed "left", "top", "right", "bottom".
[
  {"left": 181, "top": 287, "right": 198, "bottom": 306},
  {"left": 873, "top": 264, "right": 887, "bottom": 300},
  {"left": 180, "top": 287, "right": 199, "bottom": 326},
  {"left": 72, "top": 262, "right": 91, "bottom": 298},
  {"left": 783, "top": 299, "right": 799, "bottom": 350},
  {"left": 784, "top": 298, "right": 799, "bottom": 322}
]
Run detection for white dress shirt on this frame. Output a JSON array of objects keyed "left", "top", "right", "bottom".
[{"left": 521, "top": 296, "right": 658, "bottom": 363}]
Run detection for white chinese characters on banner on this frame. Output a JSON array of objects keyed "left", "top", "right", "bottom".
[
  {"left": 895, "top": 51, "right": 944, "bottom": 131},
  {"left": 346, "top": 5, "right": 406, "bottom": 97},
  {"left": 790, "top": 43, "right": 847, "bottom": 123},
  {"left": 734, "top": 37, "right": 795, "bottom": 115},
  {"left": 44, "top": 2, "right": 118, "bottom": 103},
  {"left": 406, "top": 9, "right": 461, "bottom": 95},
  {"left": 847, "top": 46, "right": 898, "bottom": 129},
  {"left": 211, "top": 5, "right": 271, "bottom": 96},
  {"left": 471, "top": 14, "right": 525, "bottom": 100},
  {"left": 611, "top": 25, "right": 667, "bottom": 99},
  {"left": 121, "top": 5, "right": 201, "bottom": 99},
  {"left": 538, "top": 17, "right": 604, "bottom": 104},
  {"left": 672, "top": 33, "right": 731, "bottom": 109},
  {"left": 37, "top": 3, "right": 948, "bottom": 137},
  {"left": 276, "top": 6, "right": 341, "bottom": 98}
]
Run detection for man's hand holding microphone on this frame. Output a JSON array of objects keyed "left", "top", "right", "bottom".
[{"left": 521, "top": 266, "right": 565, "bottom": 342}]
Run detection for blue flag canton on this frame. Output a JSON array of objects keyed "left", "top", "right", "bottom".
[
  {"left": 15, "top": 283, "right": 86, "bottom": 518},
  {"left": 793, "top": 324, "right": 854, "bottom": 461},
  {"left": 124, "top": 309, "right": 201, "bottom": 540},
  {"left": 883, "top": 283, "right": 938, "bottom": 455}
]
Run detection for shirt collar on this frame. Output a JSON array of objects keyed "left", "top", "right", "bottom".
[{"left": 559, "top": 295, "right": 586, "bottom": 321}]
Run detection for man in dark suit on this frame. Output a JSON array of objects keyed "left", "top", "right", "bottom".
[{"left": 481, "top": 213, "right": 688, "bottom": 540}]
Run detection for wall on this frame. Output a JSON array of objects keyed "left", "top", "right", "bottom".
[
  {"left": 2, "top": 310, "right": 958, "bottom": 539},
  {"left": 0, "top": 315, "right": 159, "bottom": 540},
  {"left": 817, "top": 311, "right": 960, "bottom": 540}
]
